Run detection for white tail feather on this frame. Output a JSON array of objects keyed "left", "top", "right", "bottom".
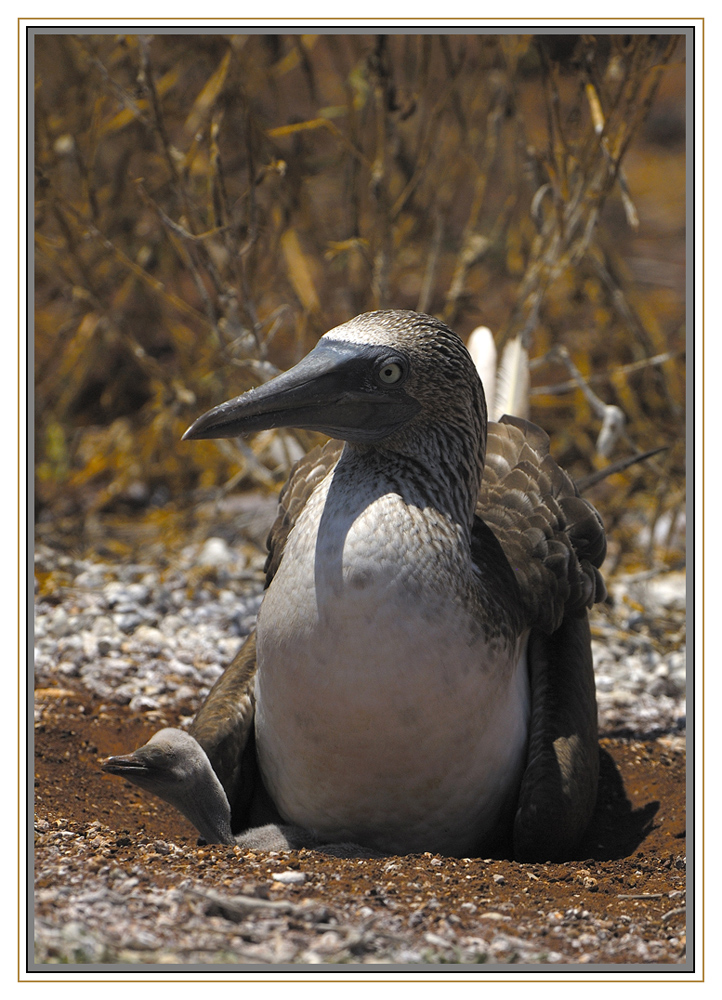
[
  {"left": 493, "top": 336, "right": 530, "bottom": 422},
  {"left": 466, "top": 327, "right": 497, "bottom": 414}
]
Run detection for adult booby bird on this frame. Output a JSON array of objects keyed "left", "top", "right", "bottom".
[{"left": 102, "top": 310, "right": 605, "bottom": 861}]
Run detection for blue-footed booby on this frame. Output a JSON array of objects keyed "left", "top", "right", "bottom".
[{"left": 102, "top": 310, "right": 606, "bottom": 861}]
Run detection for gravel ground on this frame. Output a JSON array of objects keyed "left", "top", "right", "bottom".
[
  {"left": 34, "top": 536, "right": 686, "bottom": 737},
  {"left": 31, "top": 518, "right": 688, "bottom": 973}
]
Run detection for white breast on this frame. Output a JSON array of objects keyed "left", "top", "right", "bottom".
[{"left": 254, "top": 469, "right": 530, "bottom": 856}]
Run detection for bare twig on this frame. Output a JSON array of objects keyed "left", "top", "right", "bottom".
[
  {"left": 530, "top": 352, "right": 676, "bottom": 396},
  {"left": 576, "top": 447, "right": 667, "bottom": 492},
  {"left": 416, "top": 211, "right": 444, "bottom": 315}
]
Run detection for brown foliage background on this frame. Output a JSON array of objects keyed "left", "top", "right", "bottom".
[{"left": 34, "top": 32, "right": 687, "bottom": 572}]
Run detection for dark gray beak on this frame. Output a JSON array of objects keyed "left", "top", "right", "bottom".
[
  {"left": 182, "top": 338, "right": 419, "bottom": 445},
  {"left": 100, "top": 753, "right": 150, "bottom": 778}
]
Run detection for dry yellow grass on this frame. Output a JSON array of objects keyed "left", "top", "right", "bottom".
[{"left": 34, "top": 32, "right": 686, "bottom": 570}]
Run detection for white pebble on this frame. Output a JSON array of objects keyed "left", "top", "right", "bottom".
[
  {"left": 272, "top": 871, "right": 307, "bottom": 885},
  {"left": 197, "top": 538, "right": 233, "bottom": 567}
]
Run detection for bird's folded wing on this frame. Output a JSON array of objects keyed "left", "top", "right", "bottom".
[
  {"left": 189, "top": 632, "right": 258, "bottom": 820},
  {"left": 477, "top": 415, "right": 607, "bottom": 633}
]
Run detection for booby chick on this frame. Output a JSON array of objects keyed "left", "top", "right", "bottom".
[{"left": 102, "top": 310, "right": 606, "bottom": 861}]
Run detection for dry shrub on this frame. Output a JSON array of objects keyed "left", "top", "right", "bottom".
[{"left": 34, "top": 32, "right": 686, "bottom": 569}]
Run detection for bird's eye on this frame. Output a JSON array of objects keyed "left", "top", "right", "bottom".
[{"left": 377, "top": 360, "right": 405, "bottom": 385}]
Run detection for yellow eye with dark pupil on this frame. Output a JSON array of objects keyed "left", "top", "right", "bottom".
[{"left": 378, "top": 362, "right": 403, "bottom": 385}]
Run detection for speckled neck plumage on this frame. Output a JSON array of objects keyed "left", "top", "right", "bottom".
[{"left": 333, "top": 310, "right": 488, "bottom": 531}]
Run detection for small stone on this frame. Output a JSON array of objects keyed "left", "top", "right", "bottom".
[
  {"left": 57, "top": 660, "right": 80, "bottom": 677},
  {"left": 91, "top": 616, "right": 117, "bottom": 636},
  {"left": 198, "top": 538, "right": 233, "bottom": 567},
  {"left": 128, "top": 694, "right": 160, "bottom": 713},
  {"left": 271, "top": 870, "right": 307, "bottom": 885},
  {"left": 132, "top": 626, "right": 168, "bottom": 648},
  {"left": 48, "top": 608, "right": 71, "bottom": 637},
  {"left": 114, "top": 612, "right": 144, "bottom": 634},
  {"left": 424, "top": 932, "right": 452, "bottom": 949}
]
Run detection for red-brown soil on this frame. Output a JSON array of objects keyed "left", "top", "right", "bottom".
[{"left": 33, "top": 684, "right": 687, "bottom": 967}]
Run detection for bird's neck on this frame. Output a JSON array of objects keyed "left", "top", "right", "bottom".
[
  {"left": 348, "top": 421, "right": 485, "bottom": 533},
  {"left": 168, "top": 753, "right": 235, "bottom": 846}
]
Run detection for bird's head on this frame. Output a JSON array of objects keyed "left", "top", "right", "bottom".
[
  {"left": 101, "top": 728, "right": 234, "bottom": 844},
  {"left": 100, "top": 729, "right": 208, "bottom": 795},
  {"left": 182, "top": 310, "right": 487, "bottom": 458}
]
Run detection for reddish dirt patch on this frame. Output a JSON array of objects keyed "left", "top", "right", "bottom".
[{"left": 33, "top": 684, "right": 687, "bottom": 966}]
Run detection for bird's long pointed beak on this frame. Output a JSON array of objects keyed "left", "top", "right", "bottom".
[
  {"left": 182, "top": 338, "right": 419, "bottom": 445},
  {"left": 100, "top": 752, "right": 149, "bottom": 776}
]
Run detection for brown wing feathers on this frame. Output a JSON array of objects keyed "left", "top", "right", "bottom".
[
  {"left": 479, "top": 415, "right": 607, "bottom": 633},
  {"left": 189, "top": 631, "right": 258, "bottom": 828}
]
